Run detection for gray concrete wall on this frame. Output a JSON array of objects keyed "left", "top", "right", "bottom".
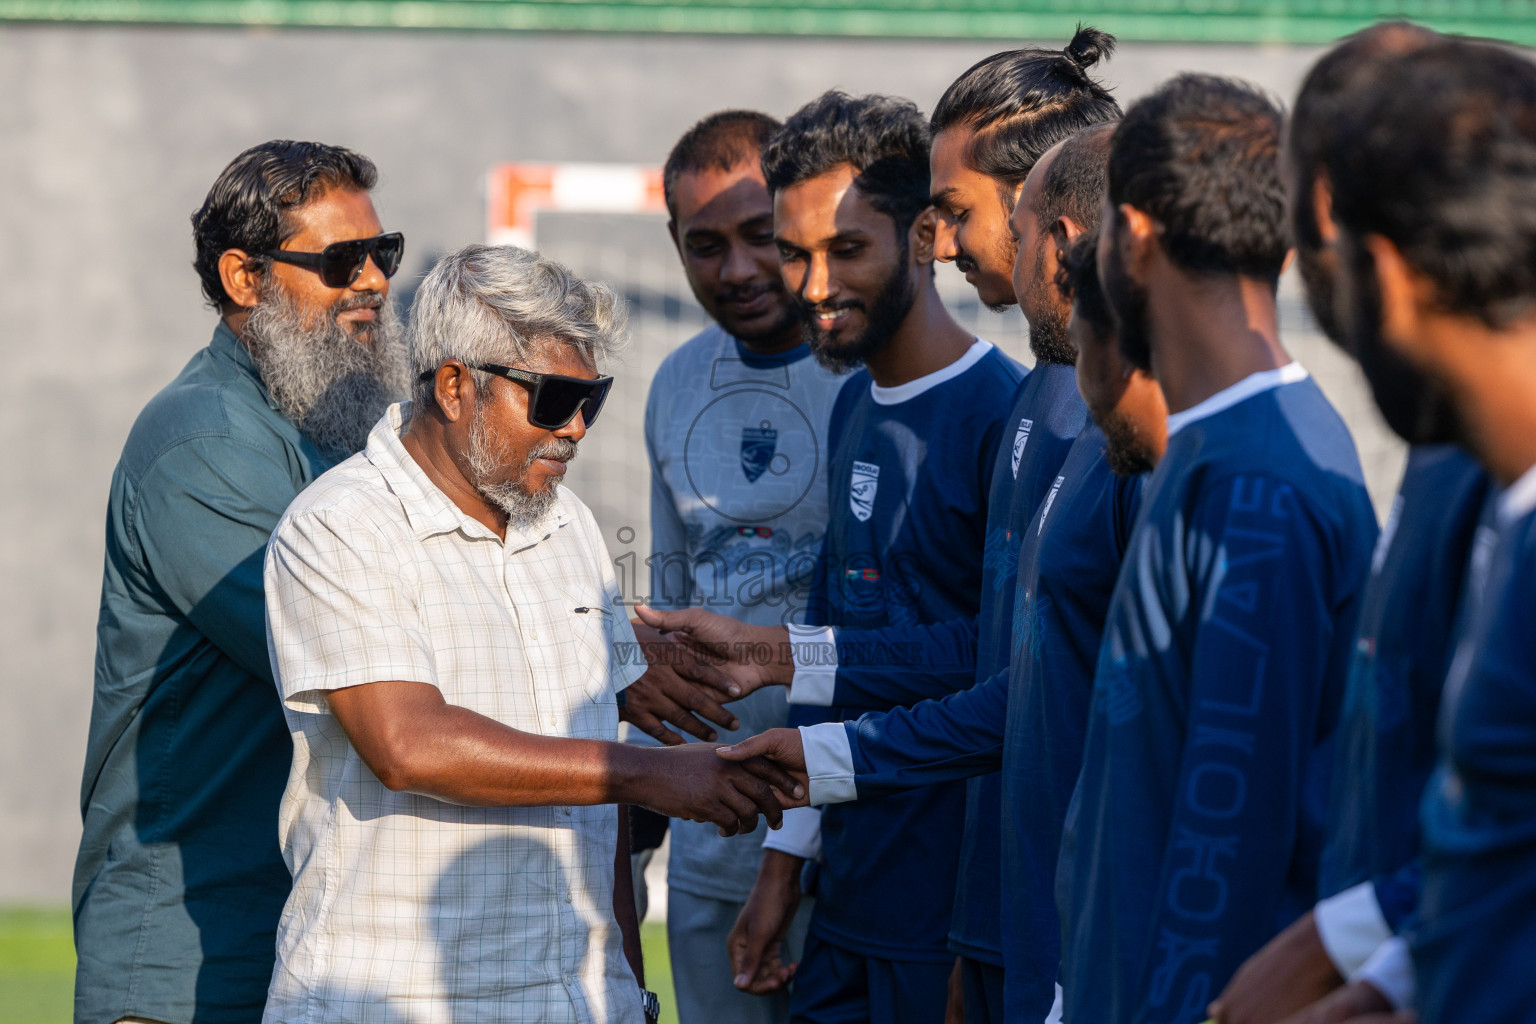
[{"left": 0, "top": 22, "right": 1400, "bottom": 902}]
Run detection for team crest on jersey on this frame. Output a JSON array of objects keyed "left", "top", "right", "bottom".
[
  {"left": 849, "top": 461, "right": 881, "bottom": 522},
  {"left": 1011, "top": 418, "right": 1034, "bottom": 478},
  {"left": 740, "top": 422, "right": 778, "bottom": 483}
]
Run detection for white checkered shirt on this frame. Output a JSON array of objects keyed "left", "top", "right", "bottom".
[{"left": 262, "top": 402, "right": 646, "bottom": 1024}]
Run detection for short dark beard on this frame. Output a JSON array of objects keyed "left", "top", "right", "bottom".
[
  {"left": 1341, "top": 243, "right": 1465, "bottom": 446},
  {"left": 466, "top": 400, "right": 580, "bottom": 529},
  {"left": 1023, "top": 237, "right": 1076, "bottom": 365},
  {"left": 800, "top": 252, "right": 917, "bottom": 375},
  {"left": 243, "top": 283, "right": 409, "bottom": 457},
  {"left": 1099, "top": 411, "right": 1158, "bottom": 476}
]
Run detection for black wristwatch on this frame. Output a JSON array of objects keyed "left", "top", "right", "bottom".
[{"left": 640, "top": 987, "right": 661, "bottom": 1023}]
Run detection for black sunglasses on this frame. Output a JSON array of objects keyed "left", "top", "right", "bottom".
[
  {"left": 420, "top": 363, "right": 614, "bottom": 430},
  {"left": 264, "top": 232, "right": 404, "bottom": 288}
]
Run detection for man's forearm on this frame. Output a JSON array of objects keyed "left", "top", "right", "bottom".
[
  {"left": 330, "top": 683, "right": 653, "bottom": 807},
  {"left": 327, "top": 679, "right": 798, "bottom": 835}
]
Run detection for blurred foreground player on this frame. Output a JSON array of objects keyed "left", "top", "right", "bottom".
[
  {"left": 1329, "top": 39, "right": 1536, "bottom": 1024},
  {"left": 1209, "top": 24, "right": 1493, "bottom": 1024},
  {"left": 1057, "top": 74, "right": 1377, "bottom": 1024}
]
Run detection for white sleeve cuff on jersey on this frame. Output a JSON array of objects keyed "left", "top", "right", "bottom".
[
  {"left": 1315, "top": 880, "right": 1394, "bottom": 977},
  {"left": 1356, "top": 936, "right": 1415, "bottom": 1010},
  {"left": 762, "top": 805, "right": 822, "bottom": 859},
  {"left": 786, "top": 624, "right": 837, "bottom": 705},
  {"left": 801, "top": 722, "right": 858, "bottom": 805}
]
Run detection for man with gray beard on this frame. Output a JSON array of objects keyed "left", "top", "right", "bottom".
[
  {"left": 74, "top": 140, "right": 409, "bottom": 1024},
  {"left": 242, "top": 273, "right": 409, "bottom": 457},
  {"left": 261, "top": 243, "right": 800, "bottom": 1023}
]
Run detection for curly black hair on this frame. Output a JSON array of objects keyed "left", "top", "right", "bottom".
[{"left": 760, "top": 90, "right": 932, "bottom": 240}]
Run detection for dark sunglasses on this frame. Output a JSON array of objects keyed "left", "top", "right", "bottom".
[
  {"left": 264, "top": 232, "right": 404, "bottom": 288},
  {"left": 419, "top": 363, "right": 614, "bottom": 430}
]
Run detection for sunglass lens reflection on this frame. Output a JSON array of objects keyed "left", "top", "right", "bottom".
[
  {"left": 320, "top": 239, "right": 368, "bottom": 288},
  {"left": 374, "top": 235, "right": 404, "bottom": 278},
  {"left": 581, "top": 379, "right": 612, "bottom": 428},
  {"left": 320, "top": 236, "right": 404, "bottom": 288}
]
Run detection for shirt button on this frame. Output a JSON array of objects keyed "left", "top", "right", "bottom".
[
  {"left": 564, "top": 973, "right": 575, "bottom": 985},
  {"left": 564, "top": 890, "right": 573, "bottom": 903},
  {"left": 562, "top": 807, "right": 573, "bottom": 816}
]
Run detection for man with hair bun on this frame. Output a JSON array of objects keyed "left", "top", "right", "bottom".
[
  {"left": 260, "top": 243, "right": 802, "bottom": 1024},
  {"left": 1059, "top": 73, "right": 1377, "bottom": 1023},
  {"left": 925, "top": 37, "right": 1122, "bottom": 1013},
  {"left": 74, "top": 140, "right": 410, "bottom": 1024},
  {"left": 929, "top": 25, "right": 1121, "bottom": 314}
]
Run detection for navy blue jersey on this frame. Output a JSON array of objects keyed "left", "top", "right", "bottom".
[
  {"left": 1058, "top": 372, "right": 1377, "bottom": 1024},
  {"left": 802, "top": 341, "right": 1024, "bottom": 961},
  {"left": 954, "top": 362, "right": 1087, "bottom": 962},
  {"left": 1000, "top": 425, "right": 1144, "bottom": 1018},
  {"left": 823, "top": 363, "right": 1086, "bottom": 711},
  {"left": 1413, "top": 484, "right": 1536, "bottom": 1023},
  {"left": 832, "top": 424, "right": 1140, "bottom": 1014},
  {"left": 811, "top": 362, "right": 1084, "bottom": 963},
  {"left": 1319, "top": 446, "right": 1490, "bottom": 928}
]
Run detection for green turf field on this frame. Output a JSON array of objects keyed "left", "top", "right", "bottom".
[
  {"left": 0, "top": 908, "right": 678, "bottom": 1024},
  {"left": 0, "top": 909, "right": 74, "bottom": 1024}
]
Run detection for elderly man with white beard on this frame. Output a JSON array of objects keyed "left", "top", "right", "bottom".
[
  {"left": 73, "top": 140, "right": 413, "bottom": 1024},
  {"left": 260, "top": 243, "right": 800, "bottom": 1024}
]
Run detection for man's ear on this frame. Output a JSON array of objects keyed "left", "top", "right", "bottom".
[
  {"left": 218, "top": 249, "right": 263, "bottom": 310},
  {"left": 910, "top": 207, "right": 939, "bottom": 266},
  {"left": 1312, "top": 173, "right": 1339, "bottom": 245},
  {"left": 433, "top": 360, "right": 476, "bottom": 426},
  {"left": 1119, "top": 204, "right": 1158, "bottom": 284},
  {"left": 1051, "top": 215, "right": 1085, "bottom": 257}
]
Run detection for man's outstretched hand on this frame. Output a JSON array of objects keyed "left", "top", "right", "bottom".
[
  {"left": 717, "top": 728, "right": 810, "bottom": 806},
  {"left": 634, "top": 605, "right": 794, "bottom": 698},
  {"left": 624, "top": 742, "right": 804, "bottom": 836},
  {"left": 621, "top": 621, "right": 742, "bottom": 746}
]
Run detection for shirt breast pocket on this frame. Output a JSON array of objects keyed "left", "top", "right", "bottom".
[{"left": 560, "top": 583, "right": 622, "bottom": 706}]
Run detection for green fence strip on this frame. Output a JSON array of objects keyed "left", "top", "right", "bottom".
[{"left": 1, "top": 0, "right": 1533, "bottom": 44}]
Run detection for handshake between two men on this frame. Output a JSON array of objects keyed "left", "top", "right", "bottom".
[
  {"left": 627, "top": 604, "right": 815, "bottom": 797},
  {"left": 627, "top": 604, "right": 824, "bottom": 995}
]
